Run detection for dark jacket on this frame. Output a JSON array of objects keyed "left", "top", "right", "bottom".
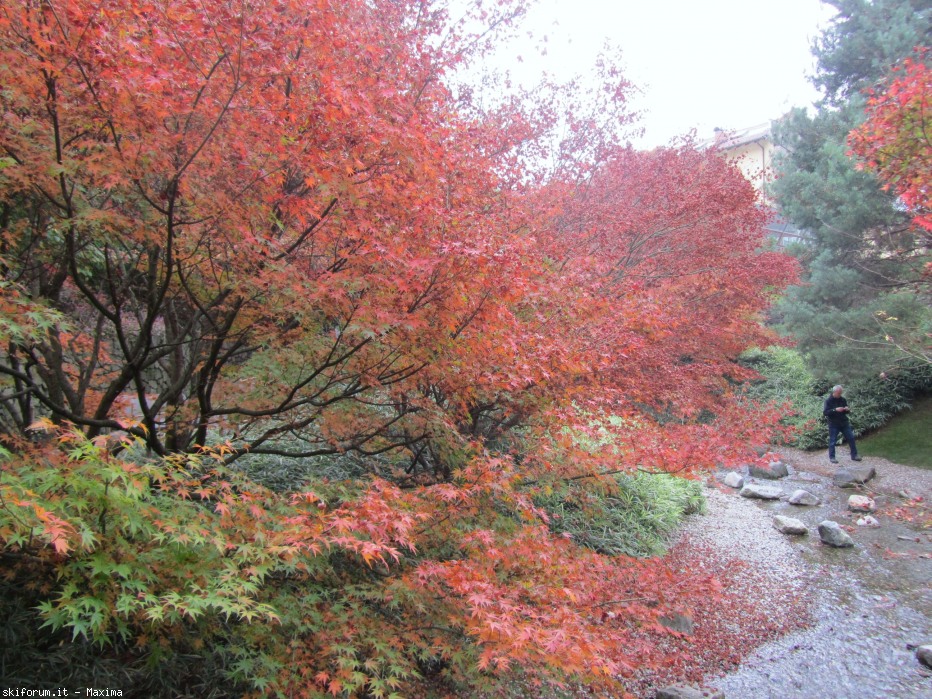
[{"left": 823, "top": 395, "right": 851, "bottom": 427}]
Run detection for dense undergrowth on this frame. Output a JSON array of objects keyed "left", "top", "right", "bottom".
[
  {"left": 0, "top": 425, "right": 713, "bottom": 697},
  {"left": 739, "top": 346, "right": 932, "bottom": 450},
  {"left": 537, "top": 473, "right": 705, "bottom": 558}
]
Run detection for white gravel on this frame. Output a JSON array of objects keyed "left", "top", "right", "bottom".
[
  {"left": 680, "top": 484, "right": 812, "bottom": 602},
  {"left": 688, "top": 448, "right": 932, "bottom": 699}
]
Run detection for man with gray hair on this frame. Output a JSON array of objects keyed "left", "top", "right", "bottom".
[{"left": 823, "top": 385, "right": 862, "bottom": 464}]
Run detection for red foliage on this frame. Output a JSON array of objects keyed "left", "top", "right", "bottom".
[
  {"left": 850, "top": 49, "right": 932, "bottom": 233},
  {"left": 624, "top": 540, "right": 814, "bottom": 697},
  {"left": 0, "top": 0, "right": 799, "bottom": 694},
  {"left": 883, "top": 495, "right": 931, "bottom": 528}
]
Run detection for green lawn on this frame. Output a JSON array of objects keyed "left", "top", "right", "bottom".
[{"left": 858, "top": 395, "right": 932, "bottom": 469}]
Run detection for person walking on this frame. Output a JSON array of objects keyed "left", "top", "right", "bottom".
[{"left": 823, "top": 385, "right": 862, "bottom": 464}]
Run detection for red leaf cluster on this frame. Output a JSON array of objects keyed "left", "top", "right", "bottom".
[{"left": 850, "top": 48, "right": 932, "bottom": 233}]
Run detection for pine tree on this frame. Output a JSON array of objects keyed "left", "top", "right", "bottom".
[{"left": 770, "top": 0, "right": 931, "bottom": 381}]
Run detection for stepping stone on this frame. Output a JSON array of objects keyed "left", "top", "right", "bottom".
[
  {"left": 847, "top": 494, "right": 876, "bottom": 512},
  {"left": 721, "top": 471, "right": 744, "bottom": 489},
  {"left": 748, "top": 460, "right": 789, "bottom": 479},
  {"left": 788, "top": 489, "right": 820, "bottom": 506},
  {"left": 818, "top": 520, "right": 854, "bottom": 548},
  {"left": 659, "top": 613, "right": 694, "bottom": 635},
  {"left": 739, "top": 483, "right": 782, "bottom": 500},
  {"left": 773, "top": 515, "right": 808, "bottom": 535},
  {"left": 833, "top": 465, "right": 876, "bottom": 488}
]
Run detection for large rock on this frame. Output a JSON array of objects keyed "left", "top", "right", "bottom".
[
  {"left": 739, "top": 483, "right": 783, "bottom": 500},
  {"left": 788, "top": 488, "right": 820, "bottom": 506},
  {"left": 773, "top": 515, "right": 808, "bottom": 535},
  {"left": 847, "top": 494, "right": 876, "bottom": 512},
  {"left": 833, "top": 465, "right": 877, "bottom": 488},
  {"left": 748, "top": 460, "right": 789, "bottom": 479},
  {"left": 917, "top": 645, "right": 932, "bottom": 668},
  {"left": 721, "top": 471, "right": 744, "bottom": 489},
  {"left": 655, "top": 685, "right": 724, "bottom": 699},
  {"left": 818, "top": 520, "right": 854, "bottom": 548}
]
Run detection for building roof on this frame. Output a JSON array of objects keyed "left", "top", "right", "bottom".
[{"left": 702, "top": 122, "right": 772, "bottom": 151}]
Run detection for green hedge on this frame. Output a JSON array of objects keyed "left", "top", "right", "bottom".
[{"left": 739, "top": 346, "right": 932, "bottom": 449}]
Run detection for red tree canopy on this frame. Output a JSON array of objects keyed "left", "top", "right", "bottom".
[{"left": 0, "top": 0, "right": 797, "bottom": 694}]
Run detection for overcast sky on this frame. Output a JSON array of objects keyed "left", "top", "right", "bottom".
[{"left": 479, "top": 0, "right": 836, "bottom": 147}]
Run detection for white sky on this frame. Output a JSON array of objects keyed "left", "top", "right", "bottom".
[{"left": 478, "top": 0, "right": 836, "bottom": 147}]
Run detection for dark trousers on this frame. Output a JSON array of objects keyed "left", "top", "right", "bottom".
[{"left": 828, "top": 422, "right": 858, "bottom": 459}]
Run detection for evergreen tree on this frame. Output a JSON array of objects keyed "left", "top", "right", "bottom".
[
  {"left": 770, "top": 0, "right": 931, "bottom": 382},
  {"left": 814, "top": 0, "right": 932, "bottom": 105}
]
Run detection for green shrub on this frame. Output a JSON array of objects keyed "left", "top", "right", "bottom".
[
  {"left": 841, "top": 369, "right": 931, "bottom": 434},
  {"left": 740, "top": 346, "right": 932, "bottom": 449},
  {"left": 739, "top": 345, "right": 825, "bottom": 449},
  {"left": 0, "top": 432, "right": 286, "bottom": 696},
  {"left": 536, "top": 472, "right": 705, "bottom": 558}
]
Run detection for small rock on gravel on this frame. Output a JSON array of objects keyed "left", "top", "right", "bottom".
[
  {"left": 748, "top": 460, "right": 789, "bottom": 479},
  {"left": 818, "top": 520, "right": 854, "bottom": 548},
  {"left": 655, "top": 685, "right": 724, "bottom": 699},
  {"left": 659, "top": 613, "right": 695, "bottom": 635},
  {"left": 847, "top": 494, "right": 876, "bottom": 512},
  {"left": 713, "top": 446, "right": 932, "bottom": 699},
  {"left": 833, "top": 466, "right": 877, "bottom": 488},
  {"left": 856, "top": 515, "right": 880, "bottom": 527},
  {"left": 739, "top": 483, "right": 783, "bottom": 500},
  {"left": 788, "top": 488, "right": 820, "bottom": 506},
  {"left": 721, "top": 471, "right": 744, "bottom": 489},
  {"left": 917, "top": 645, "right": 932, "bottom": 668},
  {"left": 773, "top": 515, "right": 808, "bottom": 535}
]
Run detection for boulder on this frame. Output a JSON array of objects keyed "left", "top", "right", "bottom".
[
  {"left": 818, "top": 520, "right": 854, "bottom": 548},
  {"left": 917, "top": 645, "right": 932, "bottom": 669},
  {"left": 788, "top": 489, "right": 820, "bottom": 506},
  {"left": 739, "top": 483, "right": 782, "bottom": 500},
  {"left": 721, "top": 471, "right": 744, "bottom": 489},
  {"left": 856, "top": 515, "right": 880, "bottom": 527},
  {"left": 748, "top": 460, "right": 789, "bottom": 479},
  {"left": 833, "top": 465, "right": 877, "bottom": 488},
  {"left": 655, "top": 685, "right": 724, "bottom": 699},
  {"left": 847, "top": 494, "right": 876, "bottom": 512},
  {"left": 773, "top": 515, "right": 808, "bottom": 535}
]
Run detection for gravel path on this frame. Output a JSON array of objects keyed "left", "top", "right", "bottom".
[{"left": 689, "top": 448, "right": 932, "bottom": 699}]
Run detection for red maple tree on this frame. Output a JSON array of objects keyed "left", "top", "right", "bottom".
[{"left": 0, "top": 0, "right": 797, "bottom": 695}]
